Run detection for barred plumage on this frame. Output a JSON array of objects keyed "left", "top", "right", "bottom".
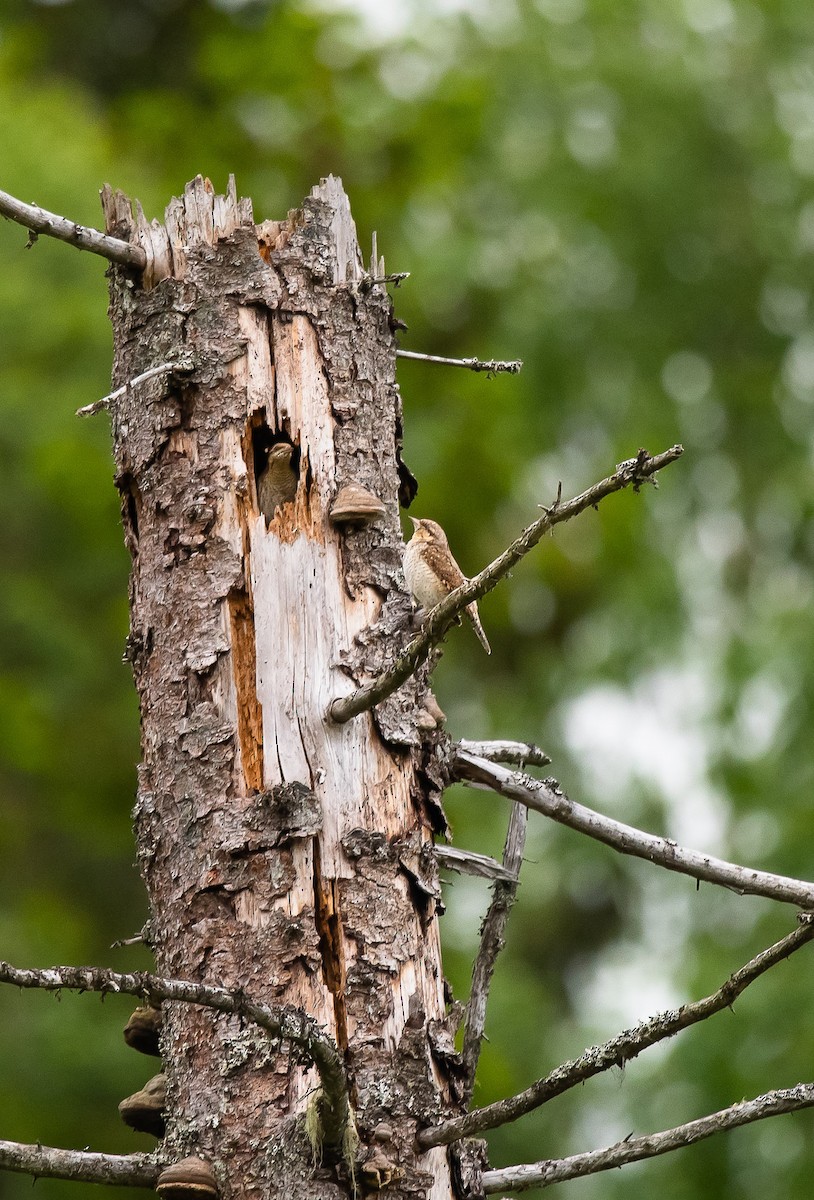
[{"left": 403, "top": 517, "right": 491, "bottom": 654}]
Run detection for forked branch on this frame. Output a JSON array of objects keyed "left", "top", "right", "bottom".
[
  {"left": 461, "top": 801, "right": 527, "bottom": 1097},
  {"left": 419, "top": 915, "right": 814, "bottom": 1147},
  {"left": 481, "top": 1083, "right": 814, "bottom": 1194},
  {"left": 452, "top": 750, "right": 814, "bottom": 908},
  {"left": 0, "top": 961, "right": 349, "bottom": 1150},
  {"left": 0, "top": 186, "right": 145, "bottom": 268},
  {"left": 330, "top": 445, "right": 684, "bottom": 723}
]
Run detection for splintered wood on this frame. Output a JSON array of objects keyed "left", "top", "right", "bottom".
[{"left": 104, "top": 175, "right": 455, "bottom": 1198}]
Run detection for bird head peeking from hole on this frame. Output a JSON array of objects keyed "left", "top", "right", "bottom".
[{"left": 258, "top": 442, "right": 297, "bottom": 522}]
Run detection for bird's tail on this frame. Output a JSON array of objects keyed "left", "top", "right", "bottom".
[{"left": 467, "top": 602, "right": 491, "bottom": 655}]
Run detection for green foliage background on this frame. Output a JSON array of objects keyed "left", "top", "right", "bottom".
[{"left": 2, "top": 1, "right": 814, "bottom": 1197}]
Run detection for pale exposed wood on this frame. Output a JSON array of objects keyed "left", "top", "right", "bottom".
[
  {"left": 106, "top": 175, "right": 455, "bottom": 1197},
  {"left": 101, "top": 174, "right": 258, "bottom": 288},
  {"left": 434, "top": 844, "right": 516, "bottom": 881},
  {"left": 100, "top": 186, "right": 167, "bottom": 286},
  {"left": 310, "top": 175, "right": 365, "bottom": 284},
  {"left": 456, "top": 738, "right": 551, "bottom": 767}
]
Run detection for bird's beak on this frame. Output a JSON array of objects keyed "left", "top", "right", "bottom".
[{"left": 409, "top": 517, "right": 419, "bottom": 529}]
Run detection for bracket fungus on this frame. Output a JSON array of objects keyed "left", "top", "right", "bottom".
[
  {"left": 329, "top": 482, "right": 386, "bottom": 527},
  {"left": 156, "top": 1157, "right": 218, "bottom": 1200}
]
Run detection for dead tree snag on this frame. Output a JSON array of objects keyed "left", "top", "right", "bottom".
[{"left": 102, "top": 174, "right": 453, "bottom": 1197}]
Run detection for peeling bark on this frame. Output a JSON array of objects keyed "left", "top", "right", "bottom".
[{"left": 103, "top": 176, "right": 458, "bottom": 1198}]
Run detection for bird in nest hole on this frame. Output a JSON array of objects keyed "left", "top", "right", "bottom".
[{"left": 258, "top": 442, "right": 297, "bottom": 522}]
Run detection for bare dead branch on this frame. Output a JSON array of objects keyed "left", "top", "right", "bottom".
[
  {"left": 456, "top": 738, "right": 551, "bottom": 768},
  {"left": 419, "top": 915, "right": 814, "bottom": 1147},
  {"left": 461, "top": 802, "right": 528, "bottom": 1098},
  {"left": 76, "top": 360, "right": 191, "bottom": 417},
  {"left": 360, "top": 271, "right": 410, "bottom": 288},
  {"left": 396, "top": 349, "right": 523, "bottom": 374},
  {"left": 0, "top": 961, "right": 348, "bottom": 1150},
  {"left": 330, "top": 446, "right": 684, "bottom": 723},
  {"left": 433, "top": 844, "right": 516, "bottom": 882},
  {"left": 0, "top": 1140, "right": 159, "bottom": 1188},
  {"left": 452, "top": 750, "right": 814, "bottom": 908},
  {"left": 0, "top": 186, "right": 146, "bottom": 268},
  {"left": 110, "top": 932, "right": 147, "bottom": 948},
  {"left": 481, "top": 1082, "right": 814, "bottom": 1193}
]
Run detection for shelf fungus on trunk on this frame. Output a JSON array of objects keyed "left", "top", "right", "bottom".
[
  {"left": 329, "top": 481, "right": 387, "bottom": 526},
  {"left": 118, "top": 1072, "right": 166, "bottom": 1138},
  {"left": 123, "top": 1004, "right": 163, "bottom": 1057},
  {"left": 156, "top": 1157, "right": 219, "bottom": 1200}
]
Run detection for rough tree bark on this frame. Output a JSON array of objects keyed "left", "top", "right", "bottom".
[{"left": 102, "top": 175, "right": 456, "bottom": 1199}]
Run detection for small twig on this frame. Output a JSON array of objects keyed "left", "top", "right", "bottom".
[
  {"left": 110, "top": 932, "right": 147, "bottom": 948},
  {"left": 0, "top": 1141, "right": 158, "bottom": 1189},
  {"left": 352, "top": 271, "right": 410, "bottom": 295},
  {"left": 396, "top": 349, "right": 522, "bottom": 374},
  {"left": 419, "top": 915, "right": 814, "bottom": 1147},
  {"left": 0, "top": 186, "right": 145, "bottom": 268},
  {"left": 0, "top": 961, "right": 349, "bottom": 1151},
  {"left": 76, "top": 361, "right": 190, "bottom": 417},
  {"left": 329, "top": 446, "right": 684, "bottom": 724},
  {"left": 461, "top": 802, "right": 528, "bottom": 1098},
  {"left": 451, "top": 750, "right": 814, "bottom": 908},
  {"left": 456, "top": 739, "right": 551, "bottom": 768},
  {"left": 481, "top": 1082, "right": 814, "bottom": 1194},
  {"left": 433, "top": 845, "right": 516, "bottom": 882}
]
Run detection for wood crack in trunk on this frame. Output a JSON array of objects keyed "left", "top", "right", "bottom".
[
  {"left": 227, "top": 587, "right": 264, "bottom": 793},
  {"left": 312, "top": 842, "right": 350, "bottom": 1057}
]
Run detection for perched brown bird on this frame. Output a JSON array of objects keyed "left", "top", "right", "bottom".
[
  {"left": 258, "top": 442, "right": 297, "bottom": 522},
  {"left": 403, "top": 517, "right": 491, "bottom": 654}
]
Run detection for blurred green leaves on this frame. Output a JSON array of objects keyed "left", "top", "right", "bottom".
[{"left": 2, "top": 0, "right": 814, "bottom": 1197}]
